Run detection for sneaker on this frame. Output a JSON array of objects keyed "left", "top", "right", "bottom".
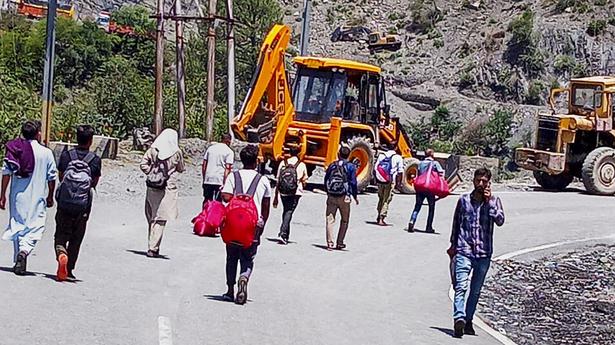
[
  {"left": 13, "top": 251, "right": 27, "bottom": 276},
  {"left": 336, "top": 243, "right": 346, "bottom": 250},
  {"left": 278, "top": 236, "right": 288, "bottom": 245},
  {"left": 464, "top": 321, "right": 476, "bottom": 336},
  {"left": 235, "top": 276, "right": 249, "bottom": 305},
  {"left": 56, "top": 253, "right": 68, "bottom": 282},
  {"left": 222, "top": 290, "right": 234, "bottom": 302},
  {"left": 146, "top": 250, "right": 159, "bottom": 258},
  {"left": 378, "top": 217, "right": 387, "bottom": 226},
  {"left": 67, "top": 271, "right": 76, "bottom": 280},
  {"left": 407, "top": 222, "right": 415, "bottom": 233},
  {"left": 453, "top": 319, "right": 465, "bottom": 338},
  {"left": 426, "top": 228, "right": 436, "bottom": 234}
]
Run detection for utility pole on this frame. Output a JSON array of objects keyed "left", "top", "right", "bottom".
[
  {"left": 154, "top": 0, "right": 165, "bottom": 136},
  {"left": 299, "top": 0, "right": 311, "bottom": 56},
  {"left": 225, "top": 0, "right": 235, "bottom": 136},
  {"left": 175, "top": 0, "right": 186, "bottom": 138},
  {"left": 41, "top": 0, "right": 57, "bottom": 145},
  {"left": 206, "top": 0, "right": 217, "bottom": 141}
]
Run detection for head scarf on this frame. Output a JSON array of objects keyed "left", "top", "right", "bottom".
[{"left": 151, "top": 128, "right": 180, "bottom": 160}]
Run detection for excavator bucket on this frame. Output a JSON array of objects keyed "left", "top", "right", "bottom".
[{"left": 428, "top": 152, "right": 462, "bottom": 192}]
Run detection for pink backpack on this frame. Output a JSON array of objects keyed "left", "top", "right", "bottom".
[
  {"left": 221, "top": 172, "right": 262, "bottom": 248},
  {"left": 414, "top": 161, "right": 450, "bottom": 198}
]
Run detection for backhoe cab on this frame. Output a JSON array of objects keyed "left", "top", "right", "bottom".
[
  {"left": 516, "top": 77, "right": 615, "bottom": 195},
  {"left": 232, "top": 24, "right": 459, "bottom": 193}
]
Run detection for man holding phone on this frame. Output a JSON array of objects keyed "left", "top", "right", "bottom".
[{"left": 448, "top": 168, "right": 505, "bottom": 338}]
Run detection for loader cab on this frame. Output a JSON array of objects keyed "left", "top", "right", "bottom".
[
  {"left": 292, "top": 60, "right": 389, "bottom": 126},
  {"left": 570, "top": 83, "right": 604, "bottom": 116}
]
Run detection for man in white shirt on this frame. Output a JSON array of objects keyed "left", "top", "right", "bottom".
[
  {"left": 221, "top": 145, "right": 271, "bottom": 304},
  {"left": 202, "top": 134, "right": 234, "bottom": 203},
  {"left": 273, "top": 147, "right": 309, "bottom": 244},
  {"left": 374, "top": 142, "right": 404, "bottom": 226}
]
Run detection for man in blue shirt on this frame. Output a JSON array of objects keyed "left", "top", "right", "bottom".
[
  {"left": 408, "top": 149, "right": 444, "bottom": 233},
  {"left": 448, "top": 168, "right": 505, "bottom": 338},
  {"left": 323, "top": 146, "right": 358, "bottom": 250}
]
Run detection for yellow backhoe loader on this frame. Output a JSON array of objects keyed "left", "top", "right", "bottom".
[{"left": 231, "top": 24, "right": 459, "bottom": 193}]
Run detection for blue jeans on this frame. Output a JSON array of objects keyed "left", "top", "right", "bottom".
[
  {"left": 410, "top": 192, "right": 436, "bottom": 230},
  {"left": 453, "top": 254, "right": 491, "bottom": 322}
]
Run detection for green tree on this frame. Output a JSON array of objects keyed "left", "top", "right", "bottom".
[{"left": 86, "top": 56, "right": 154, "bottom": 138}]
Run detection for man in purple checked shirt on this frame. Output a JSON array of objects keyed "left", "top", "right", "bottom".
[{"left": 448, "top": 168, "right": 505, "bottom": 338}]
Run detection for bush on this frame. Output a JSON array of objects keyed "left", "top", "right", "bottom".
[
  {"left": 554, "top": 55, "right": 577, "bottom": 74},
  {"left": 506, "top": 9, "right": 544, "bottom": 78},
  {"left": 587, "top": 20, "right": 607, "bottom": 36},
  {"left": 455, "top": 109, "right": 515, "bottom": 157},
  {"left": 526, "top": 81, "right": 545, "bottom": 105},
  {"left": 555, "top": 0, "right": 590, "bottom": 13},
  {"left": 407, "top": 0, "right": 443, "bottom": 34},
  {"left": 458, "top": 63, "right": 476, "bottom": 89}
]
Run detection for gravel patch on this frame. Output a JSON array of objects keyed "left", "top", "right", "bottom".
[{"left": 480, "top": 244, "right": 615, "bottom": 345}]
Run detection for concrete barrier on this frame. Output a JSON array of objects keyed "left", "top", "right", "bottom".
[{"left": 49, "top": 135, "right": 118, "bottom": 162}]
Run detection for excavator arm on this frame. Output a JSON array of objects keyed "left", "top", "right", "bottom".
[{"left": 232, "top": 24, "right": 294, "bottom": 162}]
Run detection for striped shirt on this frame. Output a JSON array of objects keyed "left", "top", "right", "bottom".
[{"left": 450, "top": 193, "right": 505, "bottom": 259}]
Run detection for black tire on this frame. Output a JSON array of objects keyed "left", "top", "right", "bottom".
[
  {"left": 533, "top": 171, "right": 573, "bottom": 191},
  {"left": 346, "top": 136, "right": 375, "bottom": 193},
  {"left": 398, "top": 158, "right": 420, "bottom": 194},
  {"left": 582, "top": 147, "right": 615, "bottom": 195}
]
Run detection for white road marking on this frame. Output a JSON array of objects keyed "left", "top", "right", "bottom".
[
  {"left": 158, "top": 316, "right": 173, "bottom": 345},
  {"left": 494, "top": 234, "right": 615, "bottom": 261},
  {"left": 447, "top": 287, "right": 518, "bottom": 345},
  {"left": 447, "top": 234, "right": 615, "bottom": 345}
]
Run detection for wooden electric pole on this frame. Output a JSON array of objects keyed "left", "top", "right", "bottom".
[
  {"left": 41, "top": 0, "right": 57, "bottom": 145},
  {"left": 206, "top": 0, "right": 217, "bottom": 142},
  {"left": 225, "top": 0, "right": 235, "bottom": 137},
  {"left": 175, "top": 0, "right": 186, "bottom": 138},
  {"left": 154, "top": 0, "right": 165, "bottom": 136}
]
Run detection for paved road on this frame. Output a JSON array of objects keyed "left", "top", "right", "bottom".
[{"left": 0, "top": 189, "right": 614, "bottom": 345}]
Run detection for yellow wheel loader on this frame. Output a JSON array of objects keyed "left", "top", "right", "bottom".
[
  {"left": 231, "top": 24, "right": 459, "bottom": 193},
  {"left": 516, "top": 76, "right": 615, "bottom": 195}
]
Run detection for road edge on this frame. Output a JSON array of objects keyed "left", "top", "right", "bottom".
[{"left": 448, "top": 233, "right": 615, "bottom": 345}]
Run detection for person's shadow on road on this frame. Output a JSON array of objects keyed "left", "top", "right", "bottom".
[
  {"left": 126, "top": 249, "right": 170, "bottom": 260},
  {"left": 429, "top": 326, "right": 455, "bottom": 337},
  {"left": 203, "top": 294, "right": 252, "bottom": 304},
  {"left": 0, "top": 266, "right": 81, "bottom": 283}
]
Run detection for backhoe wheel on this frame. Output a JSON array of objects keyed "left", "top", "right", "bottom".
[
  {"left": 346, "top": 136, "right": 375, "bottom": 193},
  {"left": 533, "top": 171, "right": 573, "bottom": 191},
  {"left": 398, "top": 158, "right": 420, "bottom": 194},
  {"left": 582, "top": 147, "right": 615, "bottom": 195}
]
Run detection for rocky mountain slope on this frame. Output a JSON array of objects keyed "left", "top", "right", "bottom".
[
  {"left": 73, "top": 0, "right": 615, "bottom": 144},
  {"left": 281, "top": 0, "right": 615, "bottom": 140}
]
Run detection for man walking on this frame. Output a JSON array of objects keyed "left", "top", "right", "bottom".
[
  {"left": 273, "top": 146, "right": 309, "bottom": 244},
  {"left": 408, "top": 149, "right": 444, "bottom": 233},
  {"left": 0, "top": 120, "right": 57, "bottom": 275},
  {"left": 54, "top": 125, "right": 102, "bottom": 281},
  {"left": 449, "top": 168, "right": 505, "bottom": 338},
  {"left": 221, "top": 145, "right": 271, "bottom": 304},
  {"left": 324, "top": 146, "right": 358, "bottom": 250},
  {"left": 374, "top": 143, "right": 403, "bottom": 226},
  {"left": 202, "top": 133, "right": 234, "bottom": 203}
]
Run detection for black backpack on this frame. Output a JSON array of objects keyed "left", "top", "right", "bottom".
[
  {"left": 277, "top": 159, "right": 299, "bottom": 195},
  {"left": 56, "top": 150, "right": 95, "bottom": 213},
  {"left": 146, "top": 156, "right": 171, "bottom": 190},
  {"left": 326, "top": 160, "right": 348, "bottom": 196}
]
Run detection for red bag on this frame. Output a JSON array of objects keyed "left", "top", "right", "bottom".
[
  {"left": 221, "top": 172, "right": 262, "bottom": 248},
  {"left": 414, "top": 161, "right": 450, "bottom": 198},
  {"left": 192, "top": 199, "right": 226, "bottom": 237}
]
